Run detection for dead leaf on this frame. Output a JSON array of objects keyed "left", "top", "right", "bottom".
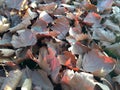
[
  {"left": 97, "top": 0, "right": 113, "bottom": 12},
  {"left": 1, "top": 69, "right": 22, "bottom": 90},
  {"left": 31, "top": 70, "right": 54, "bottom": 90},
  {"left": 0, "top": 15, "right": 10, "bottom": 33},
  {"left": 0, "top": 32, "right": 12, "bottom": 46},
  {"left": 113, "top": 75, "right": 120, "bottom": 84},
  {"left": 9, "top": 18, "right": 31, "bottom": 32},
  {"left": 39, "top": 11, "right": 53, "bottom": 24},
  {"left": 92, "top": 27, "right": 116, "bottom": 42},
  {"left": 82, "top": 49, "right": 116, "bottom": 77},
  {"left": 83, "top": 12, "right": 102, "bottom": 26},
  {"left": 0, "top": 49, "right": 15, "bottom": 57},
  {"left": 5, "top": 0, "right": 28, "bottom": 10},
  {"left": 104, "top": 19, "right": 120, "bottom": 32},
  {"left": 11, "top": 30, "right": 37, "bottom": 48},
  {"left": 69, "top": 42, "right": 91, "bottom": 55},
  {"left": 51, "top": 16, "right": 70, "bottom": 33},
  {"left": 61, "top": 69, "right": 110, "bottom": 90}
]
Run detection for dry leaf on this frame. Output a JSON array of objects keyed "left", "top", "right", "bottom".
[
  {"left": 112, "top": 75, "right": 120, "bottom": 84},
  {"left": 31, "top": 18, "right": 48, "bottom": 34},
  {"left": 0, "top": 32, "right": 12, "bottom": 46},
  {"left": 0, "top": 15, "right": 10, "bottom": 33},
  {"left": 21, "top": 78, "right": 32, "bottom": 90},
  {"left": 5, "top": 0, "right": 28, "bottom": 10},
  {"left": 114, "top": 60, "right": 120, "bottom": 74},
  {"left": 83, "top": 12, "right": 102, "bottom": 26},
  {"left": 38, "top": 2, "right": 57, "bottom": 13},
  {"left": 11, "top": 30, "right": 37, "bottom": 48},
  {"left": 97, "top": 0, "right": 113, "bottom": 12},
  {"left": 82, "top": 49, "right": 116, "bottom": 77},
  {"left": 104, "top": 19, "right": 120, "bottom": 32},
  {"left": 69, "top": 42, "right": 91, "bottom": 55},
  {"left": 61, "top": 69, "right": 110, "bottom": 90},
  {"left": 39, "top": 11, "right": 53, "bottom": 24},
  {"left": 0, "top": 49, "right": 15, "bottom": 57},
  {"left": 92, "top": 27, "right": 116, "bottom": 42},
  {"left": 1, "top": 69, "right": 22, "bottom": 90},
  {"left": 9, "top": 18, "right": 31, "bottom": 32},
  {"left": 31, "top": 70, "right": 54, "bottom": 90},
  {"left": 105, "top": 43, "right": 120, "bottom": 57},
  {"left": 51, "top": 16, "right": 70, "bottom": 33}
]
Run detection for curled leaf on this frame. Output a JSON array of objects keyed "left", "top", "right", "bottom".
[
  {"left": 82, "top": 49, "right": 116, "bottom": 77},
  {"left": 61, "top": 69, "right": 110, "bottom": 90}
]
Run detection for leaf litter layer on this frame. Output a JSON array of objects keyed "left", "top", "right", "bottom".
[{"left": 0, "top": 0, "right": 120, "bottom": 90}]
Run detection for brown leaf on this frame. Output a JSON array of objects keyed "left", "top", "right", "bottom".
[
  {"left": 5, "top": 0, "right": 28, "bottom": 10},
  {"left": 82, "top": 49, "right": 116, "bottom": 77},
  {"left": 11, "top": 30, "right": 37, "bottom": 48},
  {"left": 83, "top": 12, "right": 102, "bottom": 26},
  {"left": 61, "top": 69, "right": 110, "bottom": 90},
  {"left": 97, "top": 0, "right": 113, "bottom": 12}
]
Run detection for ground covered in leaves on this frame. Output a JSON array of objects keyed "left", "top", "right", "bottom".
[{"left": 0, "top": 0, "right": 120, "bottom": 90}]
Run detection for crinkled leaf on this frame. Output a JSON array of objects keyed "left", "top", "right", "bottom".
[
  {"left": 92, "top": 28, "right": 116, "bottom": 42},
  {"left": 82, "top": 49, "right": 116, "bottom": 77},
  {"left": 11, "top": 30, "right": 37, "bottom": 48},
  {"left": 61, "top": 69, "right": 110, "bottom": 90}
]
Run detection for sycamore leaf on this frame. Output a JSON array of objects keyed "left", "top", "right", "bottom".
[
  {"left": 82, "top": 49, "right": 116, "bottom": 77},
  {"left": 11, "top": 30, "right": 37, "bottom": 48},
  {"left": 61, "top": 69, "right": 110, "bottom": 90}
]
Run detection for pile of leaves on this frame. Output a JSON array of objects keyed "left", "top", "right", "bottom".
[{"left": 0, "top": 0, "right": 120, "bottom": 90}]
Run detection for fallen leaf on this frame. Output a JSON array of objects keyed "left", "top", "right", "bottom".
[
  {"left": 0, "top": 15, "right": 10, "bottom": 33},
  {"left": 61, "top": 69, "right": 110, "bottom": 90},
  {"left": 83, "top": 12, "right": 102, "bottom": 26},
  {"left": 92, "top": 27, "right": 116, "bottom": 42},
  {"left": 112, "top": 75, "right": 120, "bottom": 84},
  {"left": 104, "top": 19, "right": 120, "bottom": 32},
  {"left": 0, "top": 48, "right": 15, "bottom": 57},
  {"left": 11, "top": 30, "right": 37, "bottom": 48},
  {"left": 5, "top": 0, "right": 28, "bottom": 10},
  {"left": 82, "top": 49, "right": 116, "bottom": 77},
  {"left": 39, "top": 11, "right": 53, "bottom": 24},
  {"left": 97, "top": 0, "right": 113, "bottom": 12}
]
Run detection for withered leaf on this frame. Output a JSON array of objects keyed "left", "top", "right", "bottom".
[
  {"left": 82, "top": 49, "right": 116, "bottom": 77},
  {"left": 11, "top": 30, "right": 37, "bottom": 48}
]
